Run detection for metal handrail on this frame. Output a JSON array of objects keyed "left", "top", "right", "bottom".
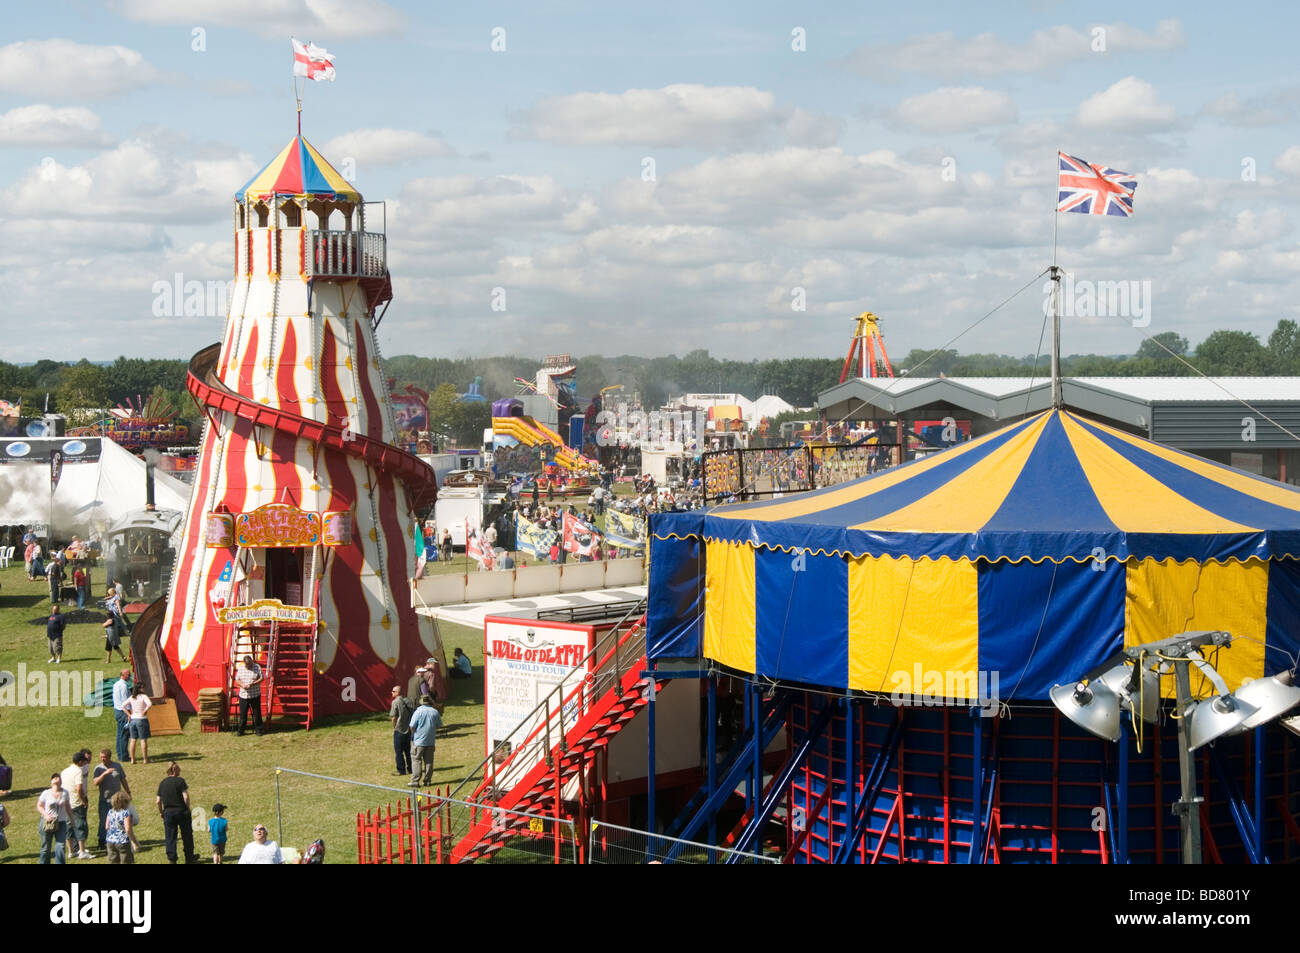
[
  {"left": 444, "top": 598, "right": 647, "bottom": 807},
  {"left": 303, "top": 229, "right": 386, "bottom": 278}
]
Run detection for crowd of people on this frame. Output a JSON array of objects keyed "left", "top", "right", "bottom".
[
  {"left": 9, "top": 598, "right": 324, "bottom": 866},
  {"left": 31, "top": 752, "right": 310, "bottom": 865}
]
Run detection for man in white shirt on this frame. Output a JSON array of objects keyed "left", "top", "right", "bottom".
[
  {"left": 238, "top": 823, "right": 283, "bottom": 864},
  {"left": 59, "top": 751, "right": 93, "bottom": 859},
  {"left": 235, "top": 655, "right": 264, "bottom": 737},
  {"left": 112, "top": 669, "right": 133, "bottom": 761}
]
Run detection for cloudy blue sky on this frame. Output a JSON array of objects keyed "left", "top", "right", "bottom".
[{"left": 2, "top": 1, "right": 1298, "bottom": 365}]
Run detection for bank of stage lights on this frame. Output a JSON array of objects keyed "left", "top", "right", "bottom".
[
  {"left": 1051, "top": 631, "right": 1300, "bottom": 748},
  {"left": 1050, "top": 630, "right": 1300, "bottom": 863}
]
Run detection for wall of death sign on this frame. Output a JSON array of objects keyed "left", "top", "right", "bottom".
[{"left": 484, "top": 616, "right": 594, "bottom": 771}]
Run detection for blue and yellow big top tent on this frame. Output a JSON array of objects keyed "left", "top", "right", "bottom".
[{"left": 648, "top": 409, "right": 1300, "bottom": 699}]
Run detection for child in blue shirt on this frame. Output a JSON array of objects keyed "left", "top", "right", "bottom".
[{"left": 209, "top": 803, "right": 228, "bottom": 864}]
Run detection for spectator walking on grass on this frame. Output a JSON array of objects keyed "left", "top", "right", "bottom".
[
  {"left": 37, "top": 772, "right": 71, "bottom": 864},
  {"left": 389, "top": 686, "right": 414, "bottom": 776},
  {"left": 156, "top": 761, "right": 198, "bottom": 864},
  {"left": 208, "top": 803, "right": 228, "bottom": 864},
  {"left": 112, "top": 669, "right": 133, "bottom": 761},
  {"left": 60, "top": 751, "right": 93, "bottom": 859},
  {"left": 408, "top": 694, "right": 443, "bottom": 787},
  {"left": 92, "top": 747, "right": 130, "bottom": 851},
  {"left": 47, "top": 556, "right": 65, "bottom": 606},
  {"left": 125, "top": 686, "right": 151, "bottom": 764},
  {"left": 104, "top": 791, "right": 140, "bottom": 864},
  {"left": 46, "top": 604, "right": 66, "bottom": 664}
]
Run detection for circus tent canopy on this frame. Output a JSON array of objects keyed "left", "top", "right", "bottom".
[
  {"left": 648, "top": 410, "right": 1300, "bottom": 700},
  {"left": 235, "top": 135, "right": 361, "bottom": 204}
]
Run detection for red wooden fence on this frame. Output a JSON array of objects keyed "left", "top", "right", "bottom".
[{"left": 356, "top": 786, "right": 454, "bottom": 864}]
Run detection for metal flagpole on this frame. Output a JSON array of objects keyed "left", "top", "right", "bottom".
[{"left": 1051, "top": 151, "right": 1063, "bottom": 410}]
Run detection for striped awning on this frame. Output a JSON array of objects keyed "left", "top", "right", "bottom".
[{"left": 235, "top": 136, "right": 361, "bottom": 204}]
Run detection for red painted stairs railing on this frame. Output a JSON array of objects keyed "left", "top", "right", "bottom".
[
  {"left": 226, "top": 622, "right": 316, "bottom": 730},
  {"left": 446, "top": 607, "right": 651, "bottom": 863},
  {"left": 187, "top": 342, "right": 439, "bottom": 512}
]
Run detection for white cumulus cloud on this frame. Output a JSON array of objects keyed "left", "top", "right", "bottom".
[
  {"left": 321, "top": 128, "right": 456, "bottom": 167},
  {"left": 893, "top": 87, "right": 1017, "bottom": 133},
  {"left": 0, "top": 39, "right": 164, "bottom": 99},
  {"left": 111, "top": 0, "right": 404, "bottom": 37},
  {"left": 1076, "top": 76, "right": 1178, "bottom": 131},
  {"left": 843, "top": 20, "right": 1184, "bottom": 78},
  {"left": 515, "top": 84, "right": 782, "bottom": 147},
  {"left": 0, "top": 105, "right": 113, "bottom": 147}
]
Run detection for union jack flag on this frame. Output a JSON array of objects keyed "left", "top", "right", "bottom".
[{"left": 1057, "top": 152, "right": 1137, "bottom": 217}]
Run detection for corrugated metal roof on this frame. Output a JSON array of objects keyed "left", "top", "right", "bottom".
[
  {"left": 856, "top": 376, "right": 1300, "bottom": 404},
  {"left": 1074, "top": 377, "right": 1300, "bottom": 402}
]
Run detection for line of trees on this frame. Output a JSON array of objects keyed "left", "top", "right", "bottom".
[{"left": 4, "top": 320, "right": 1298, "bottom": 428}]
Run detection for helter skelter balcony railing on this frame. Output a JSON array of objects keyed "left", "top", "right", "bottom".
[{"left": 304, "top": 229, "right": 387, "bottom": 278}]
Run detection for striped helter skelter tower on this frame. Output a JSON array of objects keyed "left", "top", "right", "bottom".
[{"left": 159, "top": 135, "right": 441, "bottom": 719}]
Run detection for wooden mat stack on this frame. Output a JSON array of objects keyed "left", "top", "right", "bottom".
[{"left": 197, "top": 687, "right": 226, "bottom": 733}]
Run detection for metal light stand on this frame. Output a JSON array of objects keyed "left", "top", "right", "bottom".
[{"left": 1124, "top": 630, "right": 1232, "bottom": 865}]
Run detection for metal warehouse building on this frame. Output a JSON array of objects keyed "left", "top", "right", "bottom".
[{"left": 818, "top": 376, "right": 1300, "bottom": 483}]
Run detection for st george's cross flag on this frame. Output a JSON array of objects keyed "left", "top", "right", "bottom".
[
  {"left": 1057, "top": 152, "right": 1137, "bottom": 217},
  {"left": 291, "top": 38, "right": 336, "bottom": 81}
]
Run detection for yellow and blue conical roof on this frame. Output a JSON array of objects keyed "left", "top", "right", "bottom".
[
  {"left": 648, "top": 410, "right": 1300, "bottom": 699},
  {"left": 235, "top": 136, "right": 360, "bottom": 204}
]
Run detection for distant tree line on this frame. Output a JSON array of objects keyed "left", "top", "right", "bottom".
[
  {"left": 0, "top": 357, "right": 195, "bottom": 430},
  {"left": 5, "top": 320, "right": 1299, "bottom": 429}
]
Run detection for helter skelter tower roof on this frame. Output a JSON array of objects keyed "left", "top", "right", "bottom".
[{"left": 235, "top": 135, "right": 361, "bottom": 204}]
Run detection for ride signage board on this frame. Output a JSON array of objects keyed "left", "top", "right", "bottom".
[
  {"left": 235, "top": 503, "right": 322, "bottom": 548},
  {"left": 483, "top": 616, "right": 594, "bottom": 770},
  {"left": 217, "top": 598, "right": 316, "bottom": 626}
]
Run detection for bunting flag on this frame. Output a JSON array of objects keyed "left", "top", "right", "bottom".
[
  {"left": 467, "top": 528, "right": 495, "bottom": 570},
  {"left": 413, "top": 520, "right": 427, "bottom": 578},
  {"left": 516, "top": 513, "right": 558, "bottom": 558},
  {"left": 607, "top": 509, "right": 646, "bottom": 542},
  {"left": 563, "top": 511, "right": 601, "bottom": 558}
]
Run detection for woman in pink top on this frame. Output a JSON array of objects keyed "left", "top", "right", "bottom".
[{"left": 125, "top": 688, "right": 152, "bottom": 764}]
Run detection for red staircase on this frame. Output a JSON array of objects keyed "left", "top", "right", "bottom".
[
  {"left": 227, "top": 621, "right": 317, "bottom": 730},
  {"left": 447, "top": 609, "right": 651, "bottom": 864}
]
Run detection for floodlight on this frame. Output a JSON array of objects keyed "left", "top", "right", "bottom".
[
  {"left": 1187, "top": 694, "right": 1257, "bottom": 751},
  {"left": 1097, "top": 660, "right": 1161, "bottom": 724},
  {"left": 1233, "top": 670, "right": 1300, "bottom": 732},
  {"left": 1050, "top": 679, "right": 1121, "bottom": 742}
]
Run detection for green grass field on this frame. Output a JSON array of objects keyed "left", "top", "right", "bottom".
[{"left": 0, "top": 564, "right": 487, "bottom": 864}]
